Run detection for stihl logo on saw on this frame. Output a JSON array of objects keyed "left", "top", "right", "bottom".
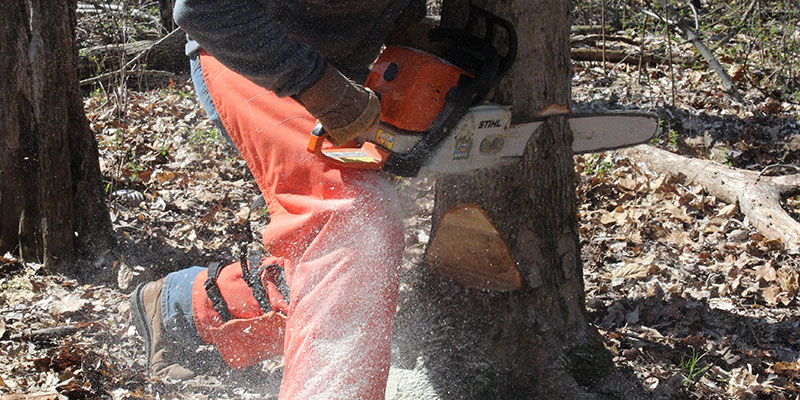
[
  {"left": 478, "top": 119, "right": 503, "bottom": 129},
  {"left": 306, "top": 7, "right": 658, "bottom": 178}
]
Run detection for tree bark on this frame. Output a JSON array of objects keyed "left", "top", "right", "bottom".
[
  {"left": 159, "top": 0, "right": 177, "bottom": 34},
  {"left": 392, "top": 0, "right": 635, "bottom": 398},
  {"left": 0, "top": 0, "right": 113, "bottom": 274}
]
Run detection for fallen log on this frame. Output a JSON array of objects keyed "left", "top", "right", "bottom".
[
  {"left": 570, "top": 48, "right": 695, "bottom": 67},
  {"left": 621, "top": 145, "right": 800, "bottom": 253},
  {"left": 78, "top": 29, "right": 186, "bottom": 81},
  {"left": 571, "top": 25, "right": 612, "bottom": 35},
  {"left": 571, "top": 34, "right": 641, "bottom": 47}
]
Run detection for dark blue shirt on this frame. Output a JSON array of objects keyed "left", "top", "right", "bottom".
[{"left": 174, "top": 0, "right": 411, "bottom": 96}]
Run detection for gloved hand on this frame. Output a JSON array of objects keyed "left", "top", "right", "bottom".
[{"left": 298, "top": 64, "right": 380, "bottom": 146}]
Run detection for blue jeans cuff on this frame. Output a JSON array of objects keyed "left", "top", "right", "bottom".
[{"left": 161, "top": 266, "right": 204, "bottom": 345}]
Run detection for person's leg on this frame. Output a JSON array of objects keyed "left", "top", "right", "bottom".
[
  {"left": 160, "top": 266, "right": 204, "bottom": 345},
  {"left": 189, "top": 52, "right": 235, "bottom": 149},
  {"left": 130, "top": 270, "right": 200, "bottom": 380},
  {"left": 193, "top": 51, "right": 405, "bottom": 400}
]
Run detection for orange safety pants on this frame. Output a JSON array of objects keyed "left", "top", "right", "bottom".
[{"left": 190, "top": 51, "right": 404, "bottom": 400}]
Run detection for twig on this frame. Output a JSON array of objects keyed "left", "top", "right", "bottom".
[
  {"left": 757, "top": 164, "right": 800, "bottom": 180},
  {"left": 601, "top": 0, "right": 607, "bottom": 73},
  {"left": 665, "top": 3, "right": 676, "bottom": 108},
  {"left": 81, "top": 69, "right": 178, "bottom": 87},
  {"left": 572, "top": 25, "right": 614, "bottom": 35},
  {"left": 714, "top": 0, "right": 758, "bottom": 51},
  {"left": 77, "top": 2, "right": 160, "bottom": 26},
  {"left": 641, "top": 4, "right": 750, "bottom": 110},
  {"left": 79, "top": 28, "right": 181, "bottom": 86},
  {"left": 571, "top": 48, "right": 695, "bottom": 66},
  {"left": 638, "top": 15, "right": 649, "bottom": 83},
  {"left": 687, "top": 0, "right": 700, "bottom": 31},
  {"left": 673, "top": 17, "right": 749, "bottom": 108},
  {"left": 10, "top": 325, "right": 86, "bottom": 342}
]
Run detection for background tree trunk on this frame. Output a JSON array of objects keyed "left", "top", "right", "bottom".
[
  {"left": 0, "top": 0, "right": 113, "bottom": 274},
  {"left": 159, "top": 0, "right": 176, "bottom": 34},
  {"left": 394, "top": 0, "right": 636, "bottom": 397}
]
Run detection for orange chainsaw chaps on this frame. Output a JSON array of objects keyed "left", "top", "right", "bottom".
[
  {"left": 425, "top": 203, "right": 523, "bottom": 291},
  {"left": 192, "top": 265, "right": 287, "bottom": 368},
  {"left": 365, "top": 46, "right": 469, "bottom": 133},
  {"left": 194, "top": 51, "right": 404, "bottom": 400}
]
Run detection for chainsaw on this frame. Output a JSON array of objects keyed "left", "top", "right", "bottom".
[{"left": 307, "top": 6, "right": 658, "bottom": 178}]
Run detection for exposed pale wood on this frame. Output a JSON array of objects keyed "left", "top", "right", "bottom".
[
  {"left": 425, "top": 204, "right": 523, "bottom": 291},
  {"left": 622, "top": 145, "right": 800, "bottom": 252}
]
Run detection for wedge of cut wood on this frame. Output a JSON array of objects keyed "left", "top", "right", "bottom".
[{"left": 424, "top": 203, "right": 523, "bottom": 291}]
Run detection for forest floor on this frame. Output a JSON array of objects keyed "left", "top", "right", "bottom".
[{"left": 2, "top": 1, "right": 800, "bottom": 399}]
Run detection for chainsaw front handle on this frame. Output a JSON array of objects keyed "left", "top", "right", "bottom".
[{"left": 306, "top": 122, "right": 390, "bottom": 170}]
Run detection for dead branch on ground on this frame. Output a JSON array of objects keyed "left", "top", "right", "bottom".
[
  {"left": 79, "top": 28, "right": 184, "bottom": 86},
  {"left": 622, "top": 145, "right": 800, "bottom": 253},
  {"left": 570, "top": 48, "right": 694, "bottom": 67}
]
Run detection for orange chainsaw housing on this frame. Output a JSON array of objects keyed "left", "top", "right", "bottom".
[{"left": 365, "top": 46, "right": 470, "bottom": 133}]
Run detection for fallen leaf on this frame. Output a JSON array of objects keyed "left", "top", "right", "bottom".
[
  {"left": 716, "top": 203, "right": 738, "bottom": 219},
  {"left": 777, "top": 267, "right": 799, "bottom": 296},
  {"left": 709, "top": 298, "right": 735, "bottom": 311},
  {"left": 607, "top": 263, "right": 651, "bottom": 280},
  {"left": 774, "top": 361, "right": 800, "bottom": 377},
  {"left": 49, "top": 293, "right": 88, "bottom": 315},
  {"left": 754, "top": 263, "right": 777, "bottom": 282},
  {"left": 664, "top": 205, "right": 692, "bottom": 224},
  {"left": 761, "top": 238, "right": 783, "bottom": 252},
  {"left": 761, "top": 286, "right": 780, "bottom": 306},
  {"left": 618, "top": 177, "right": 638, "bottom": 192},
  {"left": 729, "top": 65, "right": 746, "bottom": 82}
]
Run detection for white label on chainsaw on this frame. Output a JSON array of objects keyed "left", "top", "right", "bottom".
[
  {"left": 321, "top": 149, "right": 378, "bottom": 163},
  {"left": 419, "top": 104, "right": 512, "bottom": 176}
]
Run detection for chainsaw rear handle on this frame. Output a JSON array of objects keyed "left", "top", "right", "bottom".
[{"left": 427, "top": 5, "right": 517, "bottom": 78}]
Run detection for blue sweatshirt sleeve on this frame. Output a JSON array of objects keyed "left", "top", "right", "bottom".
[{"left": 174, "top": 0, "right": 325, "bottom": 97}]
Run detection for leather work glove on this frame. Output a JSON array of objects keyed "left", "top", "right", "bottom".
[{"left": 298, "top": 64, "right": 381, "bottom": 146}]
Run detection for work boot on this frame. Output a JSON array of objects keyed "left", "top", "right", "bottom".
[{"left": 130, "top": 279, "right": 196, "bottom": 380}]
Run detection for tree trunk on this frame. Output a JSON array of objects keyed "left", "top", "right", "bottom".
[
  {"left": 0, "top": 0, "right": 113, "bottom": 274},
  {"left": 159, "top": 0, "right": 177, "bottom": 34},
  {"left": 394, "top": 0, "right": 636, "bottom": 397}
]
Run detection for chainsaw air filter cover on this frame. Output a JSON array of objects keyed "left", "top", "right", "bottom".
[{"left": 365, "top": 46, "right": 470, "bottom": 133}]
